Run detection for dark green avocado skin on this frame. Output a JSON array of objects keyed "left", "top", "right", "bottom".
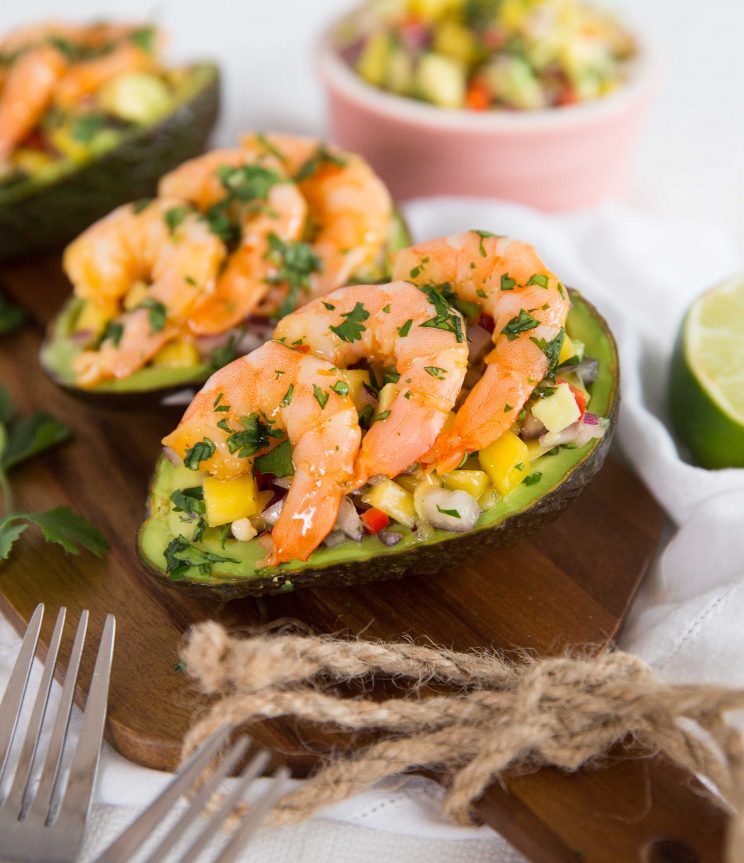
[
  {"left": 0, "top": 65, "right": 220, "bottom": 262},
  {"left": 137, "top": 291, "right": 620, "bottom": 601}
]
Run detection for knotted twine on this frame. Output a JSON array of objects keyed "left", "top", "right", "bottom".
[{"left": 180, "top": 621, "right": 744, "bottom": 858}]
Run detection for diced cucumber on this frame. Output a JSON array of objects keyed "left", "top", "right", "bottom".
[
  {"left": 98, "top": 73, "right": 172, "bottom": 125},
  {"left": 415, "top": 53, "right": 466, "bottom": 108}
]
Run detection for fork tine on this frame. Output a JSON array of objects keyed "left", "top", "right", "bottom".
[
  {"left": 93, "top": 725, "right": 233, "bottom": 863},
  {"left": 54, "top": 614, "right": 115, "bottom": 832},
  {"left": 0, "top": 603, "right": 44, "bottom": 789},
  {"left": 176, "top": 748, "right": 272, "bottom": 863},
  {"left": 25, "top": 610, "right": 89, "bottom": 825},
  {"left": 213, "top": 767, "right": 290, "bottom": 863},
  {"left": 139, "top": 736, "right": 251, "bottom": 863},
  {"left": 3, "top": 607, "right": 66, "bottom": 818}
]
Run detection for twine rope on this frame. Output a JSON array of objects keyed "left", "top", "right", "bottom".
[{"left": 180, "top": 621, "right": 744, "bottom": 856}]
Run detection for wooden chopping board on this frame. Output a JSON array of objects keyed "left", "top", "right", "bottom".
[{"left": 0, "top": 258, "right": 727, "bottom": 863}]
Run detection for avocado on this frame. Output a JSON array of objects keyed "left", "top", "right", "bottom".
[
  {"left": 0, "top": 64, "right": 220, "bottom": 262},
  {"left": 137, "top": 290, "right": 619, "bottom": 600},
  {"left": 40, "top": 209, "right": 411, "bottom": 405}
]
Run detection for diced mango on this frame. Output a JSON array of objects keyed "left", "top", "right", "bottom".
[
  {"left": 362, "top": 478, "right": 416, "bottom": 528},
  {"left": 377, "top": 382, "right": 397, "bottom": 414},
  {"left": 410, "top": 0, "right": 459, "bottom": 18},
  {"left": 525, "top": 438, "right": 553, "bottom": 462},
  {"left": 203, "top": 474, "right": 259, "bottom": 527},
  {"left": 434, "top": 19, "right": 476, "bottom": 64},
  {"left": 358, "top": 32, "right": 392, "bottom": 87},
  {"left": 416, "top": 53, "right": 466, "bottom": 108},
  {"left": 531, "top": 383, "right": 580, "bottom": 433},
  {"left": 74, "top": 301, "right": 109, "bottom": 337},
  {"left": 442, "top": 469, "right": 490, "bottom": 499},
  {"left": 394, "top": 472, "right": 420, "bottom": 495},
  {"left": 478, "top": 431, "right": 530, "bottom": 496},
  {"left": 345, "top": 369, "right": 372, "bottom": 410},
  {"left": 558, "top": 334, "right": 576, "bottom": 365},
  {"left": 123, "top": 280, "right": 149, "bottom": 311},
  {"left": 255, "top": 490, "right": 274, "bottom": 512},
  {"left": 152, "top": 340, "right": 201, "bottom": 369}
]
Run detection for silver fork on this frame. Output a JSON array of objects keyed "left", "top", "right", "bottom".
[
  {"left": 95, "top": 726, "right": 289, "bottom": 863},
  {"left": 0, "top": 603, "right": 116, "bottom": 863}
]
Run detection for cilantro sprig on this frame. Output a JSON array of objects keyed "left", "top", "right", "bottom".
[
  {"left": 330, "top": 302, "right": 370, "bottom": 343},
  {"left": 266, "top": 234, "right": 322, "bottom": 318},
  {"left": 0, "top": 388, "right": 108, "bottom": 561}
]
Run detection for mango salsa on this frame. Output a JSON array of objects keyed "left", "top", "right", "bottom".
[
  {"left": 442, "top": 468, "right": 490, "bottom": 498},
  {"left": 152, "top": 340, "right": 201, "bottom": 369},
  {"left": 203, "top": 474, "right": 260, "bottom": 527},
  {"left": 362, "top": 478, "right": 416, "bottom": 528},
  {"left": 478, "top": 431, "right": 529, "bottom": 496}
]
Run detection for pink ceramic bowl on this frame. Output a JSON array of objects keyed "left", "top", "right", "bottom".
[{"left": 317, "top": 22, "right": 657, "bottom": 211}]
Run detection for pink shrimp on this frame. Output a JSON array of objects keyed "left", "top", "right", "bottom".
[
  {"left": 162, "top": 340, "right": 361, "bottom": 565},
  {"left": 393, "top": 230, "right": 571, "bottom": 473}
]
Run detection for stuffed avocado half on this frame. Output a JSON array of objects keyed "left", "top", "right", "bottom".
[
  {"left": 0, "top": 42, "right": 220, "bottom": 262},
  {"left": 138, "top": 288, "right": 618, "bottom": 600},
  {"left": 41, "top": 208, "right": 411, "bottom": 403}
]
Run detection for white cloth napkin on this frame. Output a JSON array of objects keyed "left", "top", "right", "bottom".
[{"left": 2, "top": 199, "right": 743, "bottom": 862}]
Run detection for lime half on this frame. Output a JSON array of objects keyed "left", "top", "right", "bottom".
[{"left": 670, "top": 275, "right": 744, "bottom": 468}]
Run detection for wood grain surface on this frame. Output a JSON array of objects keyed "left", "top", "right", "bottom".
[{"left": 0, "top": 258, "right": 727, "bottom": 862}]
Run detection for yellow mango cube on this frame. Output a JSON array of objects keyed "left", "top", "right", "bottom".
[
  {"left": 344, "top": 370, "right": 372, "bottom": 410},
  {"left": 362, "top": 478, "right": 416, "bottom": 528},
  {"left": 478, "top": 431, "right": 530, "bottom": 496},
  {"left": 152, "top": 340, "right": 201, "bottom": 369},
  {"left": 558, "top": 334, "right": 577, "bottom": 365},
  {"left": 394, "top": 472, "right": 420, "bottom": 495},
  {"left": 123, "top": 280, "right": 149, "bottom": 311},
  {"left": 203, "top": 474, "right": 259, "bottom": 527},
  {"left": 442, "top": 469, "right": 490, "bottom": 499},
  {"left": 377, "top": 382, "right": 397, "bottom": 414},
  {"left": 74, "top": 301, "right": 109, "bottom": 337},
  {"left": 433, "top": 19, "right": 476, "bottom": 64}
]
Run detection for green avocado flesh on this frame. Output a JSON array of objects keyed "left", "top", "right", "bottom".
[
  {"left": 0, "top": 64, "right": 220, "bottom": 262},
  {"left": 40, "top": 210, "right": 411, "bottom": 398},
  {"left": 137, "top": 291, "right": 619, "bottom": 600}
]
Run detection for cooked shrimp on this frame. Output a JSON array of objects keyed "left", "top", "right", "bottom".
[
  {"left": 54, "top": 39, "right": 156, "bottom": 108},
  {"left": 393, "top": 230, "right": 571, "bottom": 473},
  {"left": 162, "top": 340, "right": 361, "bottom": 565},
  {"left": 273, "top": 281, "right": 468, "bottom": 484},
  {"left": 66, "top": 199, "right": 226, "bottom": 386},
  {"left": 0, "top": 44, "right": 67, "bottom": 160},
  {"left": 244, "top": 132, "right": 394, "bottom": 309}
]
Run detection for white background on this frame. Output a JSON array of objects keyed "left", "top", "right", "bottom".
[{"left": 1, "top": 0, "right": 742, "bottom": 248}]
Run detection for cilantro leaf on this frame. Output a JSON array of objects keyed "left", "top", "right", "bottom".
[
  {"left": 24, "top": 507, "right": 108, "bottom": 556},
  {"left": 226, "top": 414, "right": 281, "bottom": 458},
  {"left": 330, "top": 302, "right": 370, "bottom": 343},
  {"left": 0, "top": 292, "right": 26, "bottom": 336},
  {"left": 255, "top": 439, "right": 294, "bottom": 478},
  {"left": 474, "top": 229, "right": 496, "bottom": 257},
  {"left": 164, "top": 205, "right": 188, "bottom": 235},
  {"left": 164, "top": 535, "right": 238, "bottom": 579},
  {"left": 2, "top": 411, "right": 70, "bottom": 471},
  {"left": 295, "top": 145, "right": 346, "bottom": 182},
  {"left": 98, "top": 320, "right": 123, "bottom": 348},
  {"left": 527, "top": 273, "right": 549, "bottom": 288},
  {"left": 524, "top": 472, "right": 542, "bottom": 486},
  {"left": 530, "top": 329, "right": 565, "bottom": 379},
  {"left": 500, "top": 274, "right": 516, "bottom": 291},
  {"left": 266, "top": 234, "right": 322, "bottom": 317},
  {"left": 424, "top": 366, "right": 447, "bottom": 379},
  {"left": 129, "top": 25, "right": 157, "bottom": 54},
  {"left": 184, "top": 437, "right": 216, "bottom": 470},
  {"left": 137, "top": 298, "right": 167, "bottom": 333},
  {"left": 313, "top": 385, "right": 329, "bottom": 410},
  {"left": 170, "top": 486, "right": 205, "bottom": 516},
  {"left": 70, "top": 113, "right": 105, "bottom": 143},
  {"left": 436, "top": 505, "right": 461, "bottom": 518},
  {"left": 331, "top": 380, "right": 348, "bottom": 397},
  {"left": 419, "top": 285, "right": 465, "bottom": 343},
  {"left": 501, "top": 309, "right": 540, "bottom": 341},
  {"left": 398, "top": 319, "right": 413, "bottom": 337}
]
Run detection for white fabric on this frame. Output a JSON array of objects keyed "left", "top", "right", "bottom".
[{"left": 2, "top": 199, "right": 743, "bottom": 861}]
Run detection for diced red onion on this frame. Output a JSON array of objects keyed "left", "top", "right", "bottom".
[
  {"left": 539, "top": 422, "right": 581, "bottom": 449},
  {"left": 583, "top": 412, "right": 600, "bottom": 426},
  {"left": 574, "top": 418, "right": 608, "bottom": 447},
  {"left": 272, "top": 476, "right": 292, "bottom": 489},
  {"left": 323, "top": 531, "right": 347, "bottom": 548},
  {"left": 334, "top": 496, "right": 363, "bottom": 542},
  {"left": 69, "top": 329, "right": 94, "bottom": 347},
  {"left": 163, "top": 446, "right": 181, "bottom": 467},
  {"left": 261, "top": 499, "right": 284, "bottom": 526},
  {"left": 378, "top": 529, "right": 403, "bottom": 547},
  {"left": 467, "top": 323, "right": 492, "bottom": 364}
]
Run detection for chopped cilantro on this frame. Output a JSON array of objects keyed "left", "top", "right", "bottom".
[
  {"left": 164, "top": 535, "right": 238, "bottom": 579},
  {"left": 192, "top": 517, "right": 207, "bottom": 542},
  {"left": 530, "top": 329, "right": 565, "bottom": 378},
  {"left": 170, "top": 486, "right": 205, "bottom": 515},
  {"left": 476, "top": 288, "right": 488, "bottom": 299},
  {"left": 501, "top": 274, "right": 516, "bottom": 291},
  {"left": 382, "top": 304, "right": 391, "bottom": 313},
  {"left": 274, "top": 369, "right": 285, "bottom": 379},
  {"left": 322, "top": 301, "right": 336, "bottom": 310},
  {"left": 504, "top": 404, "right": 513, "bottom": 412},
  {"left": 281, "top": 384, "right": 294, "bottom": 406},
  {"left": 137, "top": 298, "right": 167, "bottom": 333},
  {"left": 131, "top": 198, "right": 151, "bottom": 215},
  {"left": 374, "top": 410, "right": 391, "bottom": 423},
  {"left": 313, "top": 385, "right": 329, "bottom": 409},
  {"left": 295, "top": 145, "right": 346, "bottom": 182},
  {"left": 398, "top": 319, "right": 413, "bottom": 337},
  {"left": 527, "top": 273, "right": 549, "bottom": 288},
  {"left": 419, "top": 285, "right": 465, "bottom": 343},
  {"left": 256, "top": 132, "right": 286, "bottom": 163},
  {"left": 184, "top": 275, "right": 197, "bottom": 286},
  {"left": 474, "top": 229, "right": 496, "bottom": 257},
  {"left": 164, "top": 205, "right": 188, "bottom": 235},
  {"left": 424, "top": 366, "right": 447, "bottom": 379},
  {"left": 383, "top": 368, "right": 400, "bottom": 385},
  {"left": 331, "top": 380, "right": 349, "bottom": 397},
  {"left": 436, "top": 505, "right": 461, "bottom": 518},
  {"left": 226, "top": 414, "right": 282, "bottom": 458},
  {"left": 98, "top": 320, "right": 123, "bottom": 348},
  {"left": 330, "top": 302, "right": 369, "bottom": 343},
  {"left": 358, "top": 404, "right": 374, "bottom": 429},
  {"left": 501, "top": 309, "right": 539, "bottom": 341},
  {"left": 255, "top": 439, "right": 294, "bottom": 477},
  {"left": 70, "top": 113, "right": 105, "bottom": 143},
  {"left": 514, "top": 462, "right": 525, "bottom": 471},
  {"left": 183, "top": 438, "right": 216, "bottom": 470},
  {"left": 266, "top": 234, "right": 322, "bottom": 317},
  {"left": 129, "top": 25, "right": 157, "bottom": 54},
  {"left": 524, "top": 472, "right": 542, "bottom": 486}
]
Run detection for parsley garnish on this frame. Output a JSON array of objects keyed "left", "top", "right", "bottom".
[
  {"left": 0, "top": 387, "right": 107, "bottom": 561},
  {"left": 331, "top": 380, "right": 349, "bottom": 397},
  {"left": 164, "top": 535, "right": 238, "bottom": 580},
  {"left": 501, "top": 309, "right": 539, "bottom": 341},
  {"left": 295, "top": 145, "right": 346, "bottom": 182},
  {"left": 137, "top": 298, "right": 167, "bottom": 333},
  {"left": 436, "top": 505, "right": 461, "bottom": 518},
  {"left": 170, "top": 486, "right": 205, "bottom": 516},
  {"left": 527, "top": 273, "right": 549, "bottom": 288},
  {"left": 183, "top": 438, "right": 216, "bottom": 470},
  {"left": 313, "top": 385, "right": 329, "bottom": 409},
  {"left": 202, "top": 164, "right": 283, "bottom": 246},
  {"left": 419, "top": 285, "right": 465, "bottom": 343},
  {"left": 281, "top": 384, "right": 294, "bottom": 406},
  {"left": 330, "top": 302, "right": 369, "bottom": 343},
  {"left": 164, "top": 205, "right": 188, "bottom": 235},
  {"left": 501, "top": 274, "right": 516, "bottom": 291},
  {"left": 322, "top": 301, "right": 335, "bottom": 310},
  {"left": 382, "top": 304, "right": 391, "bottom": 313},
  {"left": 255, "top": 439, "right": 294, "bottom": 477},
  {"left": 424, "top": 366, "right": 447, "bottom": 379},
  {"left": 476, "top": 288, "right": 488, "bottom": 299},
  {"left": 474, "top": 229, "right": 496, "bottom": 257},
  {"left": 524, "top": 472, "right": 542, "bottom": 486},
  {"left": 530, "top": 329, "right": 565, "bottom": 379},
  {"left": 504, "top": 404, "right": 513, "bottom": 412},
  {"left": 226, "top": 414, "right": 282, "bottom": 458},
  {"left": 358, "top": 404, "right": 374, "bottom": 429},
  {"left": 398, "top": 319, "right": 413, "bottom": 337},
  {"left": 266, "top": 234, "right": 322, "bottom": 317}
]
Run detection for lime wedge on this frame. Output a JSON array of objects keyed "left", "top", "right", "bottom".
[{"left": 669, "top": 275, "right": 744, "bottom": 468}]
